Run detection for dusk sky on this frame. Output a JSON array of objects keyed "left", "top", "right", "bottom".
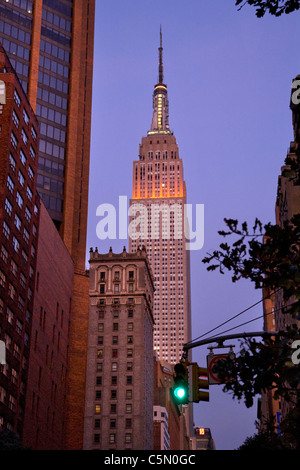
[{"left": 86, "top": 1, "right": 300, "bottom": 449}]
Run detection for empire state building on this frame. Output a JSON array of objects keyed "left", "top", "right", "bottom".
[{"left": 129, "top": 30, "right": 191, "bottom": 364}]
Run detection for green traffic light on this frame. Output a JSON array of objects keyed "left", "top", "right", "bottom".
[{"left": 174, "top": 386, "right": 187, "bottom": 400}]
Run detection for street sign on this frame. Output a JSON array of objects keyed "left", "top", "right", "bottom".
[{"left": 207, "top": 354, "right": 228, "bottom": 385}]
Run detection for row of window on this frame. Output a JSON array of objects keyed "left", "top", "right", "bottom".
[
  {"left": 43, "top": 0, "right": 73, "bottom": 19},
  {"left": 38, "top": 70, "right": 68, "bottom": 95},
  {"left": 37, "top": 86, "right": 68, "bottom": 111},
  {"left": 39, "top": 121, "right": 66, "bottom": 144},
  {"left": 42, "top": 8, "right": 71, "bottom": 33},
  {"left": 39, "top": 54, "right": 69, "bottom": 79},
  {"left": 38, "top": 155, "right": 65, "bottom": 175},
  {"left": 0, "top": 33, "right": 30, "bottom": 61},
  {"left": 40, "top": 38, "right": 70, "bottom": 64},
  {"left": 36, "top": 103, "right": 67, "bottom": 128},
  {"left": 2, "top": 222, "right": 36, "bottom": 258},
  {"left": 40, "top": 191, "right": 63, "bottom": 214},
  {"left": 0, "top": 5, "right": 32, "bottom": 34},
  {"left": 94, "top": 432, "right": 133, "bottom": 445},
  {"left": 37, "top": 174, "right": 63, "bottom": 195}
]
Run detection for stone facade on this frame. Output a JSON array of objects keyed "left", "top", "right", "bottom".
[{"left": 83, "top": 247, "right": 154, "bottom": 450}]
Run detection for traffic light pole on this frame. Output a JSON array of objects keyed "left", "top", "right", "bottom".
[{"left": 182, "top": 331, "right": 278, "bottom": 360}]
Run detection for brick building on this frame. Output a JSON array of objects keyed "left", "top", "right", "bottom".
[
  {"left": 83, "top": 247, "right": 154, "bottom": 450},
  {"left": 0, "top": 44, "right": 40, "bottom": 437},
  {"left": 22, "top": 203, "right": 74, "bottom": 449}
]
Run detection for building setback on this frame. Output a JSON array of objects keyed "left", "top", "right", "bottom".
[
  {"left": 83, "top": 247, "right": 154, "bottom": 450},
  {"left": 0, "top": 45, "right": 40, "bottom": 437},
  {"left": 129, "top": 29, "right": 191, "bottom": 366}
]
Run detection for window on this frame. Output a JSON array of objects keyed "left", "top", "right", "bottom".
[
  {"left": 6, "top": 176, "right": 14, "bottom": 195},
  {"left": 109, "top": 434, "right": 115, "bottom": 444},
  {"left": 25, "top": 207, "right": 31, "bottom": 223},
  {"left": 28, "top": 166, "right": 34, "bottom": 180},
  {"left": 4, "top": 198, "right": 12, "bottom": 216},
  {"left": 127, "top": 336, "right": 133, "bottom": 344},
  {"left": 11, "top": 260, "right": 18, "bottom": 277},
  {"left": 111, "top": 363, "right": 118, "bottom": 372},
  {"left": 129, "top": 271, "right": 134, "bottom": 279},
  {"left": 23, "top": 228, "right": 30, "bottom": 244},
  {"left": 9, "top": 153, "right": 16, "bottom": 171},
  {"left": 114, "top": 284, "right": 119, "bottom": 293},
  {"left": 11, "top": 131, "right": 18, "bottom": 149},
  {"left": 125, "top": 419, "right": 132, "bottom": 429},
  {"left": 12, "top": 236, "right": 20, "bottom": 253},
  {"left": 95, "top": 405, "right": 101, "bottom": 414},
  {"left": 31, "top": 126, "right": 37, "bottom": 141},
  {"left": 112, "top": 336, "right": 118, "bottom": 345},
  {"left": 98, "top": 336, "right": 103, "bottom": 345},
  {"left": 126, "top": 404, "right": 132, "bottom": 414},
  {"left": 3, "top": 222, "right": 10, "bottom": 239},
  {"left": 0, "top": 246, "right": 8, "bottom": 264},
  {"left": 15, "top": 214, "right": 22, "bottom": 231},
  {"left": 6, "top": 308, "right": 13, "bottom": 325},
  {"left": 96, "top": 376, "right": 102, "bottom": 385},
  {"left": 100, "top": 272, "right": 105, "bottom": 281},
  {"left": 18, "top": 170, "right": 25, "bottom": 187},
  {"left": 14, "top": 90, "right": 21, "bottom": 108},
  {"left": 30, "top": 145, "right": 36, "bottom": 160},
  {"left": 21, "top": 129, "right": 28, "bottom": 146},
  {"left": 100, "top": 284, "right": 105, "bottom": 294},
  {"left": 27, "top": 186, "right": 33, "bottom": 201},
  {"left": 12, "top": 109, "right": 19, "bottom": 128},
  {"left": 98, "top": 323, "right": 104, "bottom": 332},
  {"left": 125, "top": 434, "right": 132, "bottom": 444},
  {"left": 110, "top": 418, "right": 116, "bottom": 428},
  {"left": 16, "top": 192, "right": 23, "bottom": 209},
  {"left": 20, "top": 149, "right": 27, "bottom": 166},
  {"left": 128, "top": 323, "right": 133, "bottom": 331},
  {"left": 94, "top": 434, "right": 100, "bottom": 443},
  {"left": 126, "top": 376, "right": 133, "bottom": 385},
  {"left": 23, "top": 109, "right": 29, "bottom": 126},
  {"left": 113, "top": 323, "right": 118, "bottom": 331}
]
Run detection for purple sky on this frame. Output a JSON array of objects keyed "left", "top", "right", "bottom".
[{"left": 86, "top": 0, "right": 300, "bottom": 449}]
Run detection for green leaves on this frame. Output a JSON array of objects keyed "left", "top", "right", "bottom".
[
  {"left": 203, "top": 214, "right": 300, "bottom": 304},
  {"left": 235, "top": 0, "right": 300, "bottom": 17}
]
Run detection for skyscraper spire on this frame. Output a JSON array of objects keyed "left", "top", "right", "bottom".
[
  {"left": 159, "top": 25, "right": 164, "bottom": 84},
  {"left": 148, "top": 27, "right": 171, "bottom": 135}
]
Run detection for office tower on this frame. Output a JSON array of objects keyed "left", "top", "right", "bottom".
[
  {"left": 129, "top": 30, "right": 191, "bottom": 364},
  {"left": 191, "top": 427, "right": 216, "bottom": 450},
  {"left": 83, "top": 247, "right": 154, "bottom": 450},
  {"left": 0, "top": 45, "right": 40, "bottom": 437},
  {"left": 0, "top": 0, "right": 95, "bottom": 271}
]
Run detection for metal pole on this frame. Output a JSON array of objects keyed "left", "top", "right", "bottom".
[{"left": 183, "top": 331, "right": 278, "bottom": 354}]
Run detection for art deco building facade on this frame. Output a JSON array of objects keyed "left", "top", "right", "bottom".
[
  {"left": 0, "top": 0, "right": 95, "bottom": 271},
  {"left": 83, "top": 247, "right": 154, "bottom": 450},
  {"left": 129, "top": 31, "right": 191, "bottom": 365}
]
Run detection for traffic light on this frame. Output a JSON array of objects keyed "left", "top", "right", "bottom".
[
  {"left": 191, "top": 363, "right": 209, "bottom": 403},
  {"left": 170, "top": 361, "right": 189, "bottom": 405}
]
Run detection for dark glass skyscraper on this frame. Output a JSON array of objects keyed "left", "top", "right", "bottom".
[{"left": 0, "top": 0, "right": 95, "bottom": 271}]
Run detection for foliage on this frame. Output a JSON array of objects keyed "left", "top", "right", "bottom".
[
  {"left": 202, "top": 214, "right": 300, "bottom": 408},
  {"left": 236, "top": 431, "right": 285, "bottom": 449},
  {"left": 236, "top": 0, "right": 300, "bottom": 17}
]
